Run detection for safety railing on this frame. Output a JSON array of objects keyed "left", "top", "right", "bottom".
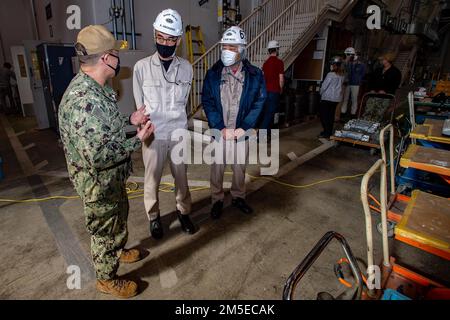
[
  {"left": 246, "top": 0, "right": 349, "bottom": 68},
  {"left": 246, "top": 0, "right": 317, "bottom": 69},
  {"left": 404, "top": 46, "right": 418, "bottom": 85},
  {"left": 360, "top": 124, "right": 395, "bottom": 297},
  {"left": 188, "top": 0, "right": 352, "bottom": 118},
  {"left": 361, "top": 159, "right": 388, "bottom": 297}
]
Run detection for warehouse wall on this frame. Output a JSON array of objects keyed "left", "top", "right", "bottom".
[
  {"left": 35, "top": 0, "right": 110, "bottom": 43},
  {"left": 33, "top": 0, "right": 105, "bottom": 43},
  {"left": 31, "top": 0, "right": 228, "bottom": 59},
  {"left": 119, "top": 0, "right": 221, "bottom": 56},
  {"left": 0, "top": 0, "right": 35, "bottom": 65},
  {"left": 1, "top": 0, "right": 255, "bottom": 63}
]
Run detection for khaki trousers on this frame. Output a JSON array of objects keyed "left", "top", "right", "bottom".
[
  {"left": 210, "top": 139, "right": 248, "bottom": 204},
  {"left": 341, "top": 85, "right": 360, "bottom": 115},
  {"left": 142, "top": 139, "right": 192, "bottom": 220}
]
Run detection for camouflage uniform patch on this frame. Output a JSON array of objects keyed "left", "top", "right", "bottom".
[
  {"left": 59, "top": 71, "right": 141, "bottom": 280},
  {"left": 362, "top": 97, "right": 392, "bottom": 123}
]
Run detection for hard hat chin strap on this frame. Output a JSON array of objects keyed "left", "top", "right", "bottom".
[{"left": 238, "top": 46, "right": 246, "bottom": 60}]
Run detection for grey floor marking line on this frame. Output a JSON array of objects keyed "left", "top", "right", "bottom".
[
  {"left": 156, "top": 256, "right": 178, "bottom": 289},
  {"left": 0, "top": 115, "right": 95, "bottom": 282},
  {"left": 28, "top": 175, "right": 95, "bottom": 282}
]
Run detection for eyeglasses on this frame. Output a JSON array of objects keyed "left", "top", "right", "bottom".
[
  {"left": 221, "top": 45, "right": 240, "bottom": 52},
  {"left": 156, "top": 35, "right": 178, "bottom": 45},
  {"left": 107, "top": 53, "right": 120, "bottom": 60}
]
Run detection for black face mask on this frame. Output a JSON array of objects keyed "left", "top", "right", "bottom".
[
  {"left": 156, "top": 43, "right": 177, "bottom": 59},
  {"left": 104, "top": 54, "right": 121, "bottom": 77}
]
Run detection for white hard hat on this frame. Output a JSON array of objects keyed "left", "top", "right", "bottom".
[
  {"left": 153, "top": 9, "right": 183, "bottom": 37},
  {"left": 267, "top": 40, "right": 280, "bottom": 49},
  {"left": 344, "top": 47, "right": 356, "bottom": 55},
  {"left": 220, "top": 26, "right": 247, "bottom": 45}
]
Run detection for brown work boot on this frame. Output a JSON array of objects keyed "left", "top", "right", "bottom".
[
  {"left": 96, "top": 278, "right": 138, "bottom": 299},
  {"left": 120, "top": 249, "right": 141, "bottom": 263}
]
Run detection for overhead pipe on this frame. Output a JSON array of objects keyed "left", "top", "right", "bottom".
[
  {"left": 30, "top": 0, "right": 40, "bottom": 40},
  {"left": 121, "top": 0, "right": 127, "bottom": 42},
  {"left": 0, "top": 32, "right": 6, "bottom": 64},
  {"left": 111, "top": 0, "right": 118, "bottom": 39},
  {"left": 129, "top": 0, "right": 136, "bottom": 49}
]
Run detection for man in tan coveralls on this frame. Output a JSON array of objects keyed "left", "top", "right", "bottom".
[{"left": 133, "top": 9, "right": 196, "bottom": 239}]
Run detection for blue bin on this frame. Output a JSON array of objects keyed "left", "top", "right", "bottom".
[
  {"left": 382, "top": 289, "right": 411, "bottom": 300},
  {"left": 0, "top": 156, "right": 4, "bottom": 181}
]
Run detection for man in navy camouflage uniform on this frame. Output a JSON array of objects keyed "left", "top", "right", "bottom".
[{"left": 59, "top": 25, "right": 154, "bottom": 298}]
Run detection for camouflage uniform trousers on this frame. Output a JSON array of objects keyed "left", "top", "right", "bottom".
[{"left": 83, "top": 184, "right": 129, "bottom": 281}]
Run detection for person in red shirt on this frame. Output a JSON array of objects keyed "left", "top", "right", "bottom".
[{"left": 261, "top": 40, "right": 284, "bottom": 138}]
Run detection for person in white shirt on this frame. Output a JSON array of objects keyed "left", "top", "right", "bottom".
[
  {"left": 319, "top": 56, "right": 345, "bottom": 139},
  {"left": 133, "top": 8, "right": 196, "bottom": 239}
]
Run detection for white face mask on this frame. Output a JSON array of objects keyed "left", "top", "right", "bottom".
[{"left": 221, "top": 49, "right": 239, "bottom": 67}]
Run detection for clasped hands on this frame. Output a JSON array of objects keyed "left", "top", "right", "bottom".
[{"left": 221, "top": 128, "right": 246, "bottom": 140}]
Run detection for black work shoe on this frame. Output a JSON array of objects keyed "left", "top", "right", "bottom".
[
  {"left": 232, "top": 198, "right": 253, "bottom": 214},
  {"left": 176, "top": 211, "right": 196, "bottom": 235},
  {"left": 150, "top": 216, "right": 164, "bottom": 240},
  {"left": 210, "top": 201, "right": 224, "bottom": 220}
]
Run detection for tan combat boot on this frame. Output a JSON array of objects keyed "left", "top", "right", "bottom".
[
  {"left": 96, "top": 278, "right": 138, "bottom": 299},
  {"left": 120, "top": 249, "right": 141, "bottom": 263}
]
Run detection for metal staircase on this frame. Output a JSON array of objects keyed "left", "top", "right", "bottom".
[
  {"left": 395, "top": 46, "right": 418, "bottom": 86},
  {"left": 188, "top": 0, "right": 357, "bottom": 126}
]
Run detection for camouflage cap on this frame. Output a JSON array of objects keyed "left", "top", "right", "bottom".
[{"left": 76, "top": 25, "right": 128, "bottom": 56}]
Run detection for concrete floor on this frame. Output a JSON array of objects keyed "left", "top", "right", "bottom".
[{"left": 0, "top": 111, "right": 395, "bottom": 300}]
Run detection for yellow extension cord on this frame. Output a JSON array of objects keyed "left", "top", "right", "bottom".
[{"left": 0, "top": 172, "right": 366, "bottom": 204}]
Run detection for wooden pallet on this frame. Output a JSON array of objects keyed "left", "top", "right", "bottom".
[{"left": 330, "top": 136, "right": 381, "bottom": 149}]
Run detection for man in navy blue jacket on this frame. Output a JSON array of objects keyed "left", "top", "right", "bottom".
[{"left": 202, "top": 26, "right": 266, "bottom": 220}]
